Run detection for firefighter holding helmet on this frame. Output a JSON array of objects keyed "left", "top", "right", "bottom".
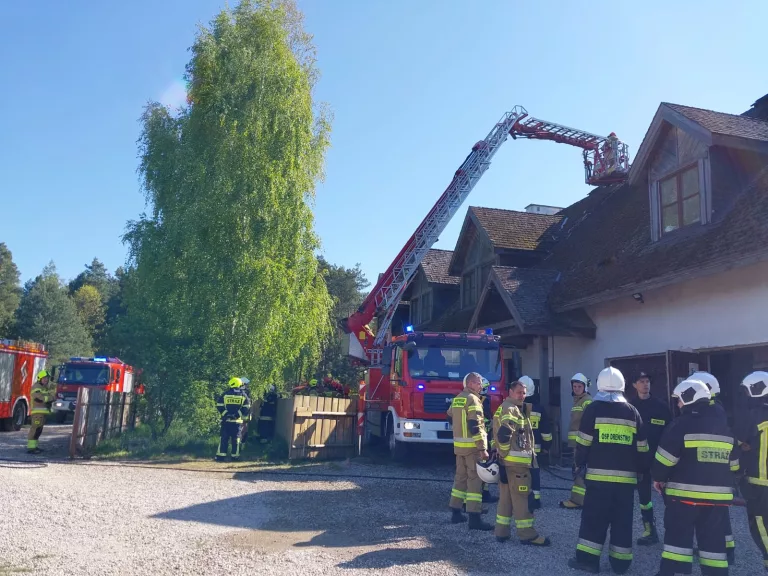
[
  {"left": 561, "top": 372, "right": 593, "bottom": 509},
  {"left": 446, "top": 371, "right": 492, "bottom": 530},
  {"left": 27, "top": 369, "right": 55, "bottom": 454},
  {"left": 215, "top": 377, "right": 251, "bottom": 462},
  {"left": 491, "top": 377, "right": 551, "bottom": 546}
]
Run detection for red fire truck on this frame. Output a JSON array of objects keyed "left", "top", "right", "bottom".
[
  {"left": 340, "top": 105, "right": 629, "bottom": 460},
  {"left": 51, "top": 356, "right": 136, "bottom": 422},
  {"left": 0, "top": 339, "right": 48, "bottom": 431}
]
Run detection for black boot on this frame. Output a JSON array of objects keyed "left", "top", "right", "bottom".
[
  {"left": 467, "top": 513, "right": 493, "bottom": 531},
  {"left": 567, "top": 557, "right": 599, "bottom": 573},
  {"left": 482, "top": 489, "right": 498, "bottom": 503},
  {"left": 450, "top": 508, "right": 467, "bottom": 524},
  {"left": 636, "top": 521, "right": 659, "bottom": 545}
]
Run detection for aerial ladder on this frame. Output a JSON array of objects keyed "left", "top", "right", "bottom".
[{"left": 340, "top": 105, "right": 630, "bottom": 368}]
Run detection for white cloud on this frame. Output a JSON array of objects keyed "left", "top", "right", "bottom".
[{"left": 159, "top": 80, "right": 188, "bottom": 110}]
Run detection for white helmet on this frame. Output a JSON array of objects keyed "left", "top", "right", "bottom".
[
  {"left": 518, "top": 375, "right": 535, "bottom": 398},
  {"left": 672, "top": 378, "right": 711, "bottom": 406},
  {"left": 479, "top": 376, "right": 490, "bottom": 396},
  {"left": 240, "top": 377, "right": 251, "bottom": 386},
  {"left": 476, "top": 460, "right": 500, "bottom": 484},
  {"left": 463, "top": 372, "right": 482, "bottom": 389},
  {"left": 690, "top": 371, "right": 719, "bottom": 395},
  {"left": 571, "top": 373, "right": 590, "bottom": 388},
  {"left": 597, "top": 366, "right": 625, "bottom": 392},
  {"left": 741, "top": 371, "right": 768, "bottom": 398}
]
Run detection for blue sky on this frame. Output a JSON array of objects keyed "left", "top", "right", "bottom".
[{"left": 2, "top": 1, "right": 765, "bottom": 289}]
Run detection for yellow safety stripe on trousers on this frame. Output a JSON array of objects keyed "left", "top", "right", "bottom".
[
  {"left": 608, "top": 545, "right": 633, "bottom": 561},
  {"left": 568, "top": 432, "right": 578, "bottom": 442},
  {"left": 515, "top": 518, "right": 534, "bottom": 528},
  {"left": 451, "top": 489, "right": 467, "bottom": 500},
  {"left": 585, "top": 468, "right": 637, "bottom": 484},
  {"left": 662, "top": 544, "right": 693, "bottom": 563},
  {"left": 665, "top": 482, "right": 733, "bottom": 501},
  {"left": 495, "top": 514, "right": 511, "bottom": 526},
  {"left": 698, "top": 550, "right": 728, "bottom": 568},
  {"left": 640, "top": 502, "right": 653, "bottom": 511},
  {"left": 572, "top": 485, "right": 586, "bottom": 496},
  {"left": 534, "top": 444, "right": 541, "bottom": 453},
  {"left": 655, "top": 447, "right": 679, "bottom": 466},
  {"left": 576, "top": 539, "right": 603, "bottom": 556},
  {"left": 759, "top": 421, "right": 768, "bottom": 480},
  {"left": 465, "top": 492, "right": 482, "bottom": 503},
  {"left": 725, "top": 535, "right": 735, "bottom": 549}
]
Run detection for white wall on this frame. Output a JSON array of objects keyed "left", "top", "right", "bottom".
[{"left": 550, "top": 260, "right": 768, "bottom": 440}]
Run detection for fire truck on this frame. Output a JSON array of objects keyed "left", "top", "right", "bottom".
[
  {"left": 51, "top": 356, "right": 136, "bottom": 422},
  {"left": 0, "top": 339, "right": 48, "bottom": 431},
  {"left": 340, "top": 105, "right": 629, "bottom": 460}
]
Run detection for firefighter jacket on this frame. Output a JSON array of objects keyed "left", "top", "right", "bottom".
[
  {"left": 710, "top": 395, "right": 727, "bottom": 420},
  {"left": 574, "top": 396, "right": 647, "bottom": 484},
  {"left": 568, "top": 392, "right": 592, "bottom": 447},
  {"left": 216, "top": 386, "right": 251, "bottom": 424},
  {"left": 734, "top": 399, "right": 768, "bottom": 488},
  {"left": 630, "top": 394, "right": 672, "bottom": 453},
  {"left": 651, "top": 401, "right": 739, "bottom": 505},
  {"left": 493, "top": 398, "right": 536, "bottom": 468},
  {"left": 446, "top": 388, "right": 487, "bottom": 455},
  {"left": 30, "top": 380, "right": 56, "bottom": 415},
  {"left": 525, "top": 401, "right": 552, "bottom": 454}
]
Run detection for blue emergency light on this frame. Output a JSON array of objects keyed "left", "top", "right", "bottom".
[
  {"left": 416, "top": 383, "right": 425, "bottom": 391},
  {"left": 405, "top": 325, "right": 414, "bottom": 333},
  {"left": 490, "top": 386, "right": 497, "bottom": 392},
  {"left": 485, "top": 328, "right": 493, "bottom": 335},
  {"left": 93, "top": 357, "right": 107, "bottom": 362}
]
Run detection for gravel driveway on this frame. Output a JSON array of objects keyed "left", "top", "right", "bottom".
[{"left": 0, "top": 454, "right": 763, "bottom": 575}]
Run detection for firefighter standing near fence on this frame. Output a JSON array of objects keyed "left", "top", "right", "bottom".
[
  {"left": 561, "top": 373, "right": 593, "bottom": 509},
  {"left": 257, "top": 385, "right": 278, "bottom": 443},
  {"left": 568, "top": 366, "right": 647, "bottom": 574},
  {"left": 27, "top": 369, "right": 55, "bottom": 454},
  {"left": 735, "top": 371, "right": 768, "bottom": 572},
  {"left": 651, "top": 378, "right": 739, "bottom": 576},
  {"left": 215, "top": 377, "right": 251, "bottom": 462},
  {"left": 493, "top": 378, "right": 551, "bottom": 546},
  {"left": 446, "top": 372, "right": 492, "bottom": 530},
  {"left": 519, "top": 375, "right": 552, "bottom": 511}
]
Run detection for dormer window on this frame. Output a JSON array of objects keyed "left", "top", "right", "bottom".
[{"left": 660, "top": 164, "right": 701, "bottom": 234}]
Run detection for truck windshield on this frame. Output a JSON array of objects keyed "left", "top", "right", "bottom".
[
  {"left": 58, "top": 364, "right": 111, "bottom": 385},
  {"left": 407, "top": 346, "right": 501, "bottom": 382}
]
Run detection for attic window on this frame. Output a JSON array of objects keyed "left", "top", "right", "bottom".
[{"left": 660, "top": 164, "right": 700, "bottom": 234}]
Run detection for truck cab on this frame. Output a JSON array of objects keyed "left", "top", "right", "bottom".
[
  {"left": 52, "top": 357, "right": 135, "bottom": 422},
  {"left": 366, "top": 330, "right": 504, "bottom": 460}
]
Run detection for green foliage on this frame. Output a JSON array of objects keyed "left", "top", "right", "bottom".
[
  {"left": 68, "top": 258, "right": 118, "bottom": 306},
  {"left": 121, "top": 0, "right": 333, "bottom": 433},
  {"left": 177, "top": 380, "right": 221, "bottom": 438},
  {"left": 0, "top": 242, "right": 21, "bottom": 334},
  {"left": 13, "top": 263, "right": 93, "bottom": 365},
  {"left": 72, "top": 284, "right": 106, "bottom": 343}
]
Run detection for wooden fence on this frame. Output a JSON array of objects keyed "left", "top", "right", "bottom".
[
  {"left": 275, "top": 395, "right": 358, "bottom": 461},
  {"left": 69, "top": 387, "right": 136, "bottom": 458}
]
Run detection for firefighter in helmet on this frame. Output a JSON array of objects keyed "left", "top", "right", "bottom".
[
  {"left": 446, "top": 372, "right": 492, "bottom": 530},
  {"left": 215, "top": 377, "right": 251, "bottom": 462},
  {"left": 519, "top": 375, "right": 552, "bottom": 511},
  {"left": 651, "top": 378, "right": 739, "bottom": 576},
  {"left": 561, "top": 372, "right": 592, "bottom": 509},
  {"left": 27, "top": 369, "right": 55, "bottom": 454}
]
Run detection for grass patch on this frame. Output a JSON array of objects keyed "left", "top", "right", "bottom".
[{"left": 93, "top": 422, "right": 289, "bottom": 463}]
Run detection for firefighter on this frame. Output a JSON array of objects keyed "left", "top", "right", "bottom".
[
  {"left": 568, "top": 366, "right": 646, "bottom": 574},
  {"left": 629, "top": 371, "right": 671, "bottom": 545},
  {"left": 257, "top": 385, "right": 278, "bottom": 443},
  {"left": 493, "top": 378, "right": 551, "bottom": 546},
  {"left": 480, "top": 377, "right": 498, "bottom": 504},
  {"left": 519, "top": 375, "right": 552, "bottom": 510},
  {"left": 215, "top": 377, "right": 251, "bottom": 462},
  {"left": 239, "top": 377, "right": 252, "bottom": 444},
  {"left": 561, "top": 372, "right": 593, "bottom": 509},
  {"left": 27, "top": 369, "right": 55, "bottom": 454},
  {"left": 735, "top": 371, "right": 768, "bottom": 572},
  {"left": 446, "top": 371, "right": 492, "bottom": 530},
  {"left": 651, "top": 378, "right": 739, "bottom": 576},
  {"left": 691, "top": 371, "right": 736, "bottom": 564}
]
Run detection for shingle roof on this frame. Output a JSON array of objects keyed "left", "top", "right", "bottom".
[
  {"left": 470, "top": 207, "right": 563, "bottom": 251},
  {"left": 666, "top": 103, "right": 768, "bottom": 142},
  {"left": 421, "top": 249, "right": 459, "bottom": 285},
  {"left": 420, "top": 301, "right": 474, "bottom": 332}
]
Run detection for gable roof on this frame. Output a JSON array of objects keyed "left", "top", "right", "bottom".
[
  {"left": 666, "top": 103, "right": 768, "bottom": 142},
  {"left": 421, "top": 249, "right": 459, "bottom": 286},
  {"left": 471, "top": 207, "right": 563, "bottom": 251}
]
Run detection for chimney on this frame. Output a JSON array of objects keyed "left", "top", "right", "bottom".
[{"left": 742, "top": 93, "right": 768, "bottom": 120}]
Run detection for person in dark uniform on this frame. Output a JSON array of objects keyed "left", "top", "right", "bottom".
[
  {"left": 568, "top": 367, "right": 647, "bottom": 574},
  {"left": 257, "top": 385, "right": 278, "bottom": 443},
  {"left": 215, "top": 377, "right": 251, "bottom": 462},
  {"left": 630, "top": 371, "right": 672, "bottom": 545},
  {"left": 652, "top": 378, "right": 739, "bottom": 576},
  {"left": 480, "top": 377, "right": 499, "bottom": 504},
  {"left": 735, "top": 371, "right": 768, "bottom": 572},
  {"left": 520, "top": 375, "right": 552, "bottom": 510}
]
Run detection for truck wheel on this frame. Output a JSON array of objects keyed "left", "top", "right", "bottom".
[
  {"left": 387, "top": 415, "right": 408, "bottom": 462},
  {"left": 12, "top": 402, "right": 27, "bottom": 431}
]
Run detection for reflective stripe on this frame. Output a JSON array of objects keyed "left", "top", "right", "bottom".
[
  {"left": 587, "top": 468, "right": 636, "bottom": 478},
  {"left": 504, "top": 451, "right": 533, "bottom": 464},
  {"left": 541, "top": 433, "right": 553, "bottom": 441},
  {"left": 571, "top": 406, "right": 584, "bottom": 412},
  {"left": 501, "top": 414, "right": 524, "bottom": 425},
  {"left": 637, "top": 439, "right": 649, "bottom": 452},
  {"left": 749, "top": 477, "right": 768, "bottom": 486},
  {"left": 465, "top": 492, "right": 482, "bottom": 502},
  {"left": 451, "top": 489, "right": 466, "bottom": 500},
  {"left": 759, "top": 422, "right": 768, "bottom": 480},
  {"left": 699, "top": 550, "right": 727, "bottom": 560},
  {"left": 655, "top": 447, "right": 679, "bottom": 466},
  {"left": 666, "top": 482, "right": 733, "bottom": 501},
  {"left": 595, "top": 417, "right": 636, "bottom": 428},
  {"left": 730, "top": 459, "right": 740, "bottom": 472},
  {"left": 684, "top": 433, "right": 733, "bottom": 444},
  {"left": 609, "top": 544, "right": 633, "bottom": 560},
  {"left": 454, "top": 436, "right": 475, "bottom": 444},
  {"left": 495, "top": 515, "right": 511, "bottom": 526},
  {"left": 568, "top": 432, "right": 578, "bottom": 440},
  {"left": 577, "top": 539, "right": 603, "bottom": 555},
  {"left": 453, "top": 441, "right": 475, "bottom": 448},
  {"left": 572, "top": 485, "right": 586, "bottom": 496},
  {"left": 698, "top": 549, "right": 728, "bottom": 568},
  {"left": 515, "top": 518, "right": 534, "bottom": 528},
  {"left": 575, "top": 433, "right": 592, "bottom": 447},
  {"left": 467, "top": 405, "right": 483, "bottom": 412},
  {"left": 640, "top": 502, "right": 653, "bottom": 511}
]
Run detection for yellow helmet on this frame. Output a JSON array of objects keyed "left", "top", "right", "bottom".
[
  {"left": 228, "top": 377, "right": 243, "bottom": 388},
  {"left": 309, "top": 378, "right": 318, "bottom": 387},
  {"left": 37, "top": 370, "right": 49, "bottom": 380}
]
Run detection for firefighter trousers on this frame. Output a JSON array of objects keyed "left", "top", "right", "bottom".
[
  {"left": 637, "top": 469, "right": 655, "bottom": 524},
  {"left": 567, "top": 473, "right": 586, "bottom": 506},
  {"left": 742, "top": 480, "right": 768, "bottom": 571},
  {"left": 27, "top": 413, "right": 46, "bottom": 450},
  {"left": 495, "top": 466, "right": 537, "bottom": 541},
  {"left": 216, "top": 421, "right": 243, "bottom": 460},
  {"left": 257, "top": 413, "right": 275, "bottom": 442},
  {"left": 449, "top": 453, "right": 483, "bottom": 513},
  {"left": 576, "top": 481, "right": 634, "bottom": 573},
  {"left": 659, "top": 499, "right": 728, "bottom": 576},
  {"left": 719, "top": 505, "right": 735, "bottom": 565}
]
